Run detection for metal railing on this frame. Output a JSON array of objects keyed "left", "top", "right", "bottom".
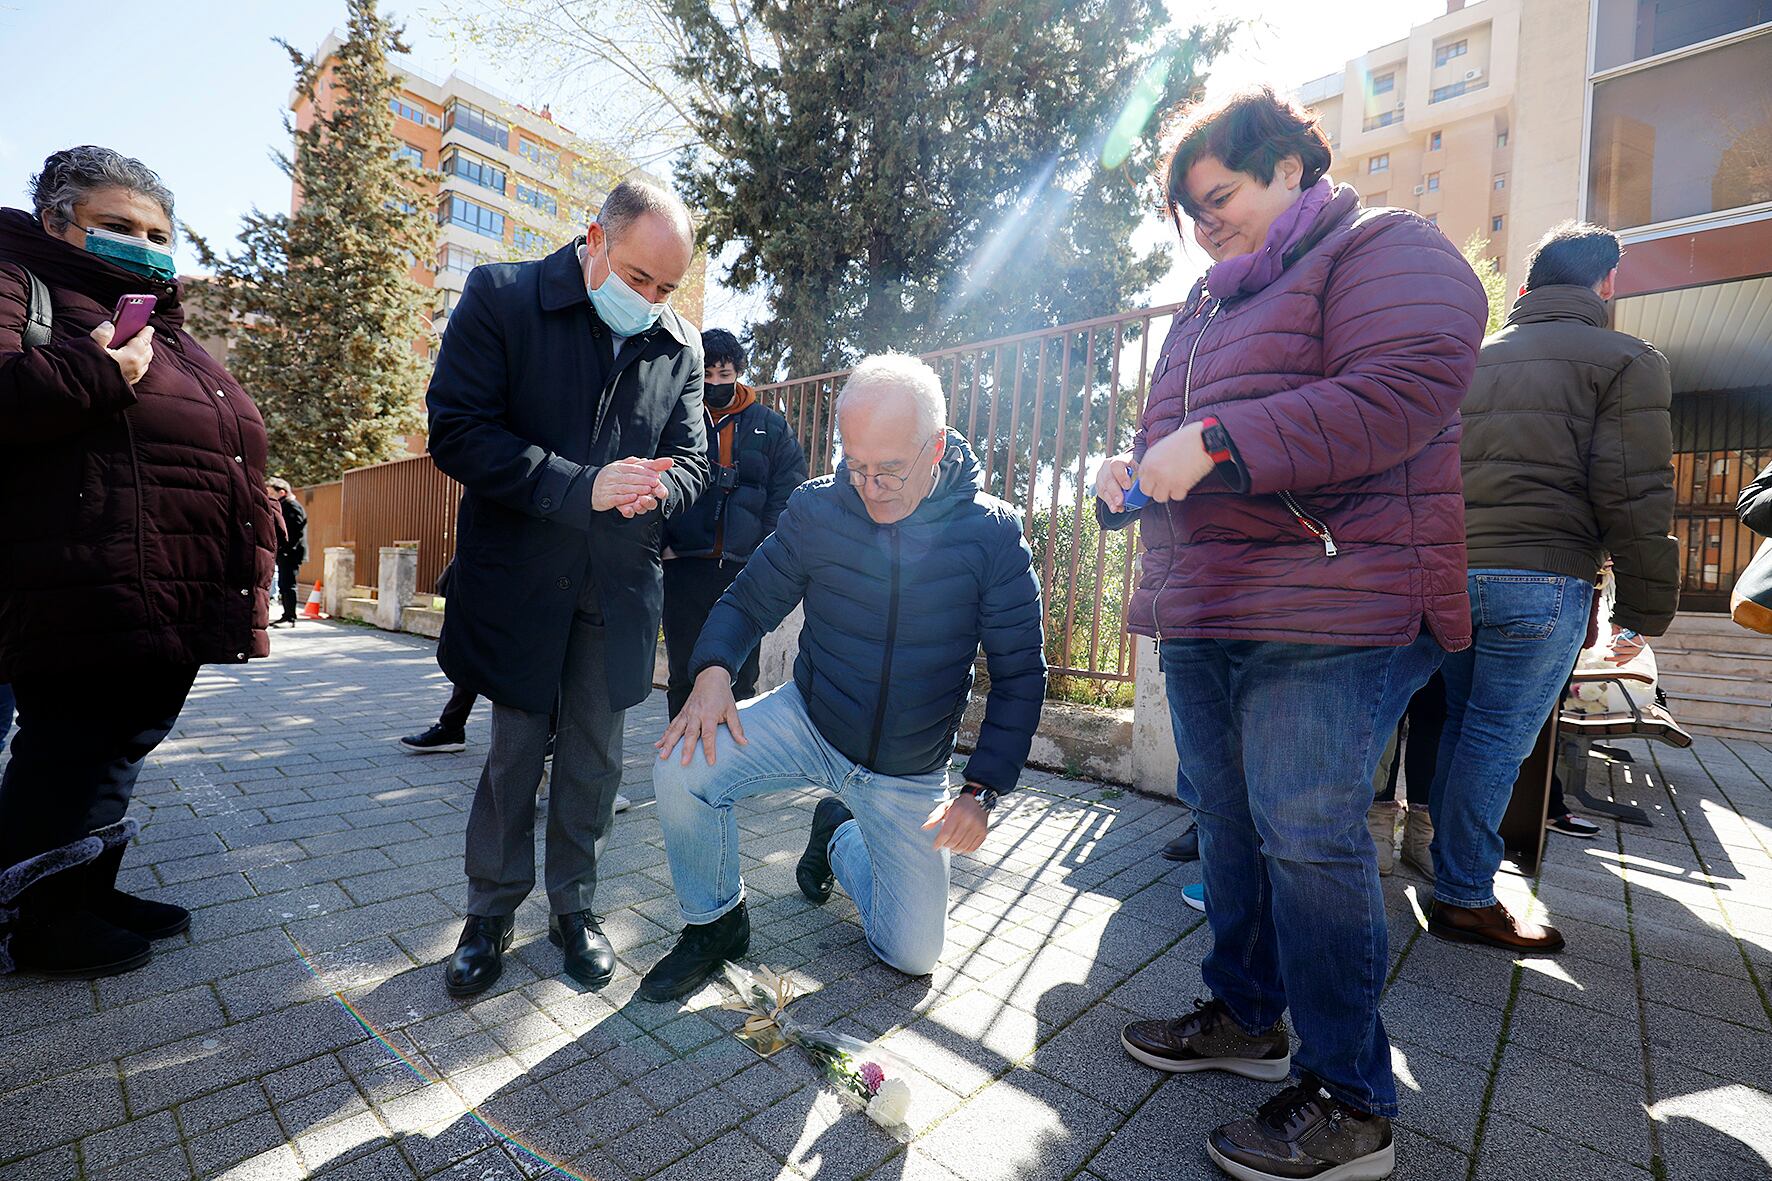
[
  {"left": 338, "top": 454, "right": 463, "bottom": 595},
  {"left": 759, "top": 301, "right": 1184, "bottom": 683}
]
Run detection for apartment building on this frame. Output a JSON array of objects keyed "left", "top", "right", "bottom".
[
  {"left": 291, "top": 32, "right": 705, "bottom": 349},
  {"left": 1297, "top": 0, "right": 1520, "bottom": 274}
]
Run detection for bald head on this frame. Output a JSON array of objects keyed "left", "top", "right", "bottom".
[{"left": 585, "top": 178, "right": 694, "bottom": 305}]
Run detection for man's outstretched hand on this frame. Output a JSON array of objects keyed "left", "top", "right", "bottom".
[
  {"left": 923, "top": 791, "right": 989, "bottom": 855},
  {"left": 656, "top": 666, "right": 747, "bottom": 765}
]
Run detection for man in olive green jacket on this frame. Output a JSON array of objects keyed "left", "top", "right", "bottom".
[{"left": 1427, "top": 222, "right": 1677, "bottom": 955}]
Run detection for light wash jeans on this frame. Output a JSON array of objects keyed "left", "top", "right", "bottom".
[
  {"left": 1430, "top": 569, "right": 1594, "bottom": 908},
  {"left": 653, "top": 681, "right": 952, "bottom": 976},
  {"left": 1160, "top": 629, "right": 1445, "bottom": 1117}
]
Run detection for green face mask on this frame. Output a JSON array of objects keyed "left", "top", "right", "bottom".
[{"left": 82, "top": 226, "right": 177, "bottom": 283}]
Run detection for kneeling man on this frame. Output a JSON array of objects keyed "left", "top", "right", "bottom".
[{"left": 640, "top": 354, "right": 1045, "bottom": 1002}]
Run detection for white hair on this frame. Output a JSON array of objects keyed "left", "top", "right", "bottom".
[{"left": 836, "top": 353, "right": 947, "bottom": 438}]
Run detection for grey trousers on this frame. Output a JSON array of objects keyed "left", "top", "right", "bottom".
[{"left": 463, "top": 582, "right": 626, "bottom": 916}]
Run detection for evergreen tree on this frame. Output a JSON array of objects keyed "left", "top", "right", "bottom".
[
  {"left": 1462, "top": 234, "right": 1510, "bottom": 337},
  {"left": 190, "top": 0, "right": 438, "bottom": 485}
]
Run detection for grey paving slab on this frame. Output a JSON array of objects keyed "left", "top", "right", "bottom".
[{"left": 3, "top": 626, "right": 1771, "bottom": 1181}]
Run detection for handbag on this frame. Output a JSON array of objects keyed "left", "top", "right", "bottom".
[{"left": 1730, "top": 538, "right": 1772, "bottom": 634}]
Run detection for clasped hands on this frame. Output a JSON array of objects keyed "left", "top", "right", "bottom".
[
  {"left": 592, "top": 456, "right": 673, "bottom": 517},
  {"left": 1093, "top": 420, "right": 1214, "bottom": 512}
]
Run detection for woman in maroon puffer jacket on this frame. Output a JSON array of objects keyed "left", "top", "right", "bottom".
[
  {"left": 0, "top": 147, "right": 274, "bottom": 981},
  {"left": 1098, "top": 90, "right": 1486, "bottom": 1181}
]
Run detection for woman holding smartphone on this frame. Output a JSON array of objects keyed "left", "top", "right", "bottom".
[
  {"left": 1094, "top": 89, "right": 1487, "bottom": 1180},
  {"left": 0, "top": 146, "right": 275, "bottom": 979}
]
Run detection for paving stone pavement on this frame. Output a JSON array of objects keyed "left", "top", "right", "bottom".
[{"left": 2, "top": 621, "right": 1770, "bottom": 1180}]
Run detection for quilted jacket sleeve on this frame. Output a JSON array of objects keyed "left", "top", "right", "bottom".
[
  {"left": 1591, "top": 346, "right": 1679, "bottom": 635},
  {"left": 0, "top": 262, "right": 137, "bottom": 446},
  {"left": 961, "top": 513, "right": 1047, "bottom": 794}
]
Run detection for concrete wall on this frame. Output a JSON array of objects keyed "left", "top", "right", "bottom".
[{"left": 1504, "top": 0, "right": 1591, "bottom": 294}]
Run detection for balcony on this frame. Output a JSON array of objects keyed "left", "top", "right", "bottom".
[{"left": 1363, "top": 109, "right": 1405, "bottom": 132}]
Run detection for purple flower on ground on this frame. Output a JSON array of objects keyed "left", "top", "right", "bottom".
[{"left": 859, "top": 1061, "right": 886, "bottom": 1094}]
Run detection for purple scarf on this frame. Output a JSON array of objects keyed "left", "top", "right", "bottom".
[{"left": 1205, "top": 177, "right": 1336, "bottom": 301}]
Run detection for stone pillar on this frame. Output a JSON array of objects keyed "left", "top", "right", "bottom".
[
  {"left": 1130, "top": 636, "right": 1179, "bottom": 799},
  {"left": 376, "top": 545, "right": 419, "bottom": 631},
  {"left": 756, "top": 604, "right": 805, "bottom": 692},
  {"left": 322, "top": 547, "right": 354, "bottom": 619}
]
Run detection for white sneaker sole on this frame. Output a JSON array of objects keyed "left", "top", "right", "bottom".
[
  {"left": 1208, "top": 1139, "right": 1394, "bottom": 1180},
  {"left": 1121, "top": 1032, "right": 1291, "bottom": 1081},
  {"left": 400, "top": 741, "right": 466, "bottom": 754},
  {"left": 613, "top": 794, "right": 632, "bottom": 814}
]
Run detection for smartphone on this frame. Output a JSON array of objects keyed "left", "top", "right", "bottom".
[
  {"left": 110, "top": 294, "right": 157, "bottom": 345},
  {"left": 1120, "top": 480, "right": 1151, "bottom": 510}
]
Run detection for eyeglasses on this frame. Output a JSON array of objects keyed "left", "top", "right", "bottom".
[{"left": 842, "top": 438, "right": 936, "bottom": 493}]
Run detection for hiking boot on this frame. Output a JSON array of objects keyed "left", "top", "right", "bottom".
[
  {"left": 796, "top": 798, "right": 853, "bottom": 905},
  {"left": 1366, "top": 802, "right": 1399, "bottom": 876},
  {"left": 400, "top": 725, "right": 466, "bottom": 754},
  {"left": 549, "top": 910, "right": 615, "bottom": 989},
  {"left": 1207, "top": 1077, "right": 1395, "bottom": 1180},
  {"left": 1121, "top": 997, "right": 1290, "bottom": 1081},
  {"left": 1429, "top": 900, "right": 1564, "bottom": 953},
  {"left": 638, "top": 900, "right": 750, "bottom": 1003},
  {"left": 1399, "top": 808, "right": 1434, "bottom": 882}
]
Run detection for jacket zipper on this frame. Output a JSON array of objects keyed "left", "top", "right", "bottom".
[
  {"left": 865, "top": 527, "right": 902, "bottom": 768},
  {"left": 1277, "top": 491, "right": 1339, "bottom": 557},
  {"left": 1150, "top": 298, "right": 1222, "bottom": 641}
]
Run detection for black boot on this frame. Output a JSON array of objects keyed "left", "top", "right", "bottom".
[
  {"left": 638, "top": 900, "right": 750, "bottom": 1003},
  {"left": 87, "top": 836, "right": 190, "bottom": 940},
  {"left": 1, "top": 830, "right": 150, "bottom": 979},
  {"left": 549, "top": 910, "right": 615, "bottom": 989},
  {"left": 796, "top": 797, "right": 854, "bottom": 905},
  {"left": 444, "top": 914, "right": 514, "bottom": 998}
]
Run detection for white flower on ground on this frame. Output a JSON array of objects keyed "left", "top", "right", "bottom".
[{"left": 866, "top": 1077, "right": 913, "bottom": 1127}]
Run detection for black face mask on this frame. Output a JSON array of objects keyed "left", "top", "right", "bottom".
[{"left": 704, "top": 381, "right": 737, "bottom": 408}]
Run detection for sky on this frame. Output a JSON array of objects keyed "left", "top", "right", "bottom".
[{"left": 0, "top": 0, "right": 1450, "bottom": 327}]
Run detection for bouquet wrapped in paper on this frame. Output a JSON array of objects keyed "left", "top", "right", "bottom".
[{"left": 722, "top": 963, "right": 914, "bottom": 1136}]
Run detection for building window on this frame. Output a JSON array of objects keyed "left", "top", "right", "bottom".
[
  {"left": 513, "top": 226, "right": 549, "bottom": 254},
  {"left": 1430, "top": 130, "right": 1443, "bottom": 151},
  {"left": 1497, "top": 130, "right": 1509, "bottom": 148},
  {"left": 1493, "top": 174, "right": 1507, "bottom": 190},
  {"left": 445, "top": 100, "right": 509, "bottom": 151},
  {"left": 1362, "top": 110, "right": 1404, "bottom": 131},
  {"left": 386, "top": 198, "right": 419, "bottom": 215},
  {"left": 1369, "top": 154, "right": 1390, "bottom": 173},
  {"left": 1434, "top": 39, "right": 1469, "bottom": 68},
  {"left": 440, "top": 195, "right": 505, "bottom": 240},
  {"left": 1588, "top": 30, "right": 1772, "bottom": 229},
  {"left": 438, "top": 244, "right": 489, "bottom": 275},
  {"left": 389, "top": 97, "right": 426, "bottom": 124},
  {"left": 1431, "top": 79, "right": 1483, "bottom": 103},
  {"left": 515, "top": 182, "right": 559, "bottom": 217},
  {"left": 1594, "top": 0, "right": 1772, "bottom": 71},
  {"left": 1372, "top": 71, "right": 1395, "bottom": 95},
  {"left": 1427, "top": 172, "right": 1441, "bottom": 192},
  {"left": 393, "top": 143, "right": 425, "bottom": 169},
  {"left": 441, "top": 148, "right": 507, "bottom": 195},
  {"left": 1492, "top": 214, "right": 1505, "bottom": 231}
]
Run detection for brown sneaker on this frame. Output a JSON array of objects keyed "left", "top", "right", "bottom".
[
  {"left": 1121, "top": 997, "right": 1290, "bottom": 1081},
  {"left": 1428, "top": 900, "right": 1564, "bottom": 952},
  {"left": 1208, "top": 1078, "right": 1395, "bottom": 1180}
]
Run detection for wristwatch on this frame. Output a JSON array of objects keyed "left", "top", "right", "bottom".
[
  {"left": 1199, "top": 415, "right": 1234, "bottom": 466},
  {"left": 960, "top": 784, "right": 1001, "bottom": 813}
]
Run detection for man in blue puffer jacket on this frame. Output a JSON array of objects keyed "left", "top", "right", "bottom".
[{"left": 640, "top": 353, "right": 1046, "bottom": 1001}]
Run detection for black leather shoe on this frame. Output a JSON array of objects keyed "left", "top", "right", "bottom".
[
  {"left": 638, "top": 900, "right": 750, "bottom": 1003},
  {"left": 1161, "top": 823, "right": 1200, "bottom": 863},
  {"left": 796, "top": 798, "right": 854, "bottom": 904},
  {"left": 549, "top": 910, "right": 615, "bottom": 989},
  {"left": 444, "top": 914, "right": 514, "bottom": 997}
]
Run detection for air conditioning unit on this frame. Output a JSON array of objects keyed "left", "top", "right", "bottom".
[
  {"left": 426, "top": 113, "right": 442, "bottom": 128},
  {"left": 1463, "top": 68, "right": 1484, "bottom": 82},
  {"left": 1412, "top": 184, "right": 1426, "bottom": 195},
  {"left": 1394, "top": 100, "right": 1406, "bottom": 110}
]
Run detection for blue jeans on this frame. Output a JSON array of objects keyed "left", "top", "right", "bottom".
[
  {"left": 1161, "top": 630, "right": 1444, "bottom": 1117},
  {"left": 1429, "top": 570, "right": 1593, "bottom": 908},
  {"left": 653, "top": 681, "right": 952, "bottom": 975}
]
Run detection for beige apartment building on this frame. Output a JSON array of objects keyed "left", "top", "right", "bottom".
[{"left": 292, "top": 32, "right": 705, "bottom": 353}]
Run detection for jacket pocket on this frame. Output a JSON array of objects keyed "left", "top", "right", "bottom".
[{"left": 1474, "top": 573, "right": 1567, "bottom": 641}]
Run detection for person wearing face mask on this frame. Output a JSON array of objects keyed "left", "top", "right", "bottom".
[
  {"left": 659, "top": 329, "right": 807, "bottom": 717},
  {"left": 1093, "top": 89, "right": 1487, "bottom": 1180},
  {"left": 0, "top": 146, "right": 276, "bottom": 979},
  {"left": 638, "top": 354, "right": 1045, "bottom": 1003},
  {"left": 425, "top": 179, "right": 708, "bottom": 998}
]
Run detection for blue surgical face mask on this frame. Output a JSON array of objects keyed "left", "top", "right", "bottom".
[
  {"left": 586, "top": 246, "right": 665, "bottom": 337},
  {"left": 82, "top": 225, "right": 178, "bottom": 283}
]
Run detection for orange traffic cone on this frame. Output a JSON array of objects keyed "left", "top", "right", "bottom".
[{"left": 303, "top": 577, "right": 324, "bottom": 620}]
